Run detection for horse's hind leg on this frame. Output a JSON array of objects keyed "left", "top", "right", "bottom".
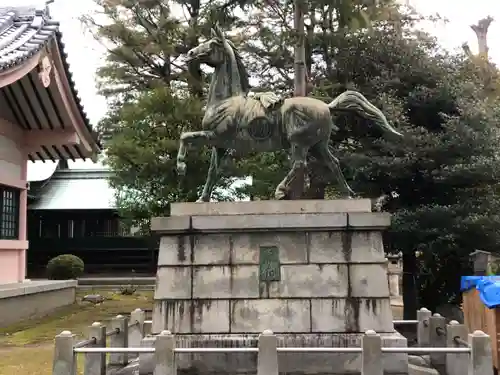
[
  {"left": 312, "top": 140, "right": 355, "bottom": 197},
  {"left": 304, "top": 151, "right": 328, "bottom": 199},
  {"left": 275, "top": 143, "right": 308, "bottom": 200}
]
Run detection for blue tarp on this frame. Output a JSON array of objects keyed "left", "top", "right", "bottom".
[{"left": 461, "top": 276, "right": 500, "bottom": 309}]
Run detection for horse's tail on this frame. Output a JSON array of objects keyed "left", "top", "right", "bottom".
[{"left": 328, "top": 90, "right": 403, "bottom": 137}]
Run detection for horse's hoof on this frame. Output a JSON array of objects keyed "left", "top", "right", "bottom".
[
  {"left": 275, "top": 190, "right": 286, "bottom": 200},
  {"left": 196, "top": 197, "right": 208, "bottom": 203},
  {"left": 177, "top": 162, "right": 187, "bottom": 176}
]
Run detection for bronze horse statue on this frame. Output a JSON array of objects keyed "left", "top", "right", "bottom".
[{"left": 177, "top": 26, "right": 402, "bottom": 202}]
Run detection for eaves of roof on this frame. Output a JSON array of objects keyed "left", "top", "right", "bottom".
[{"left": 0, "top": 5, "right": 101, "bottom": 149}]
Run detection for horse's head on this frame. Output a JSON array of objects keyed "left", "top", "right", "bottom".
[{"left": 186, "top": 26, "right": 227, "bottom": 68}]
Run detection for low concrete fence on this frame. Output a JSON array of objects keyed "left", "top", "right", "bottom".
[{"left": 51, "top": 308, "right": 494, "bottom": 375}]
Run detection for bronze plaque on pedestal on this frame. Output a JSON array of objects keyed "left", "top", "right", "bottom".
[{"left": 259, "top": 246, "right": 281, "bottom": 282}]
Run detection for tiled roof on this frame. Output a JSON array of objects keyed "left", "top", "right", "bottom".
[
  {"left": 0, "top": 7, "right": 56, "bottom": 72},
  {"left": 28, "top": 169, "right": 116, "bottom": 210},
  {"left": 0, "top": 5, "right": 101, "bottom": 148}
]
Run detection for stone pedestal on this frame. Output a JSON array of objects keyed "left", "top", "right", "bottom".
[{"left": 150, "top": 199, "right": 408, "bottom": 375}]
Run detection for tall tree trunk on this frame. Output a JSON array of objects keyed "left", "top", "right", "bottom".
[
  {"left": 471, "top": 16, "right": 493, "bottom": 57},
  {"left": 464, "top": 16, "right": 494, "bottom": 93},
  {"left": 287, "top": 0, "right": 307, "bottom": 199},
  {"left": 402, "top": 251, "right": 418, "bottom": 319}
]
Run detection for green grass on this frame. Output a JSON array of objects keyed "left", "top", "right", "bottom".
[{"left": 0, "top": 290, "right": 153, "bottom": 375}]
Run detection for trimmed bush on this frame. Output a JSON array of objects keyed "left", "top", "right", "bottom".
[{"left": 46, "top": 254, "right": 84, "bottom": 280}]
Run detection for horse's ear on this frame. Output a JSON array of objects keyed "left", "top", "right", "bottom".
[{"left": 210, "top": 28, "right": 218, "bottom": 39}]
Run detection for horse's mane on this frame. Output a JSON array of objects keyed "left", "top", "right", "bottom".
[{"left": 224, "top": 39, "right": 251, "bottom": 94}]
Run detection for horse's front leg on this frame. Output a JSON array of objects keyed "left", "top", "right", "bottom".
[
  {"left": 176, "top": 130, "right": 215, "bottom": 175},
  {"left": 197, "top": 147, "right": 227, "bottom": 202}
]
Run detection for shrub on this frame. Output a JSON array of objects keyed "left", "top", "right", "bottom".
[
  {"left": 119, "top": 284, "right": 137, "bottom": 295},
  {"left": 46, "top": 254, "right": 84, "bottom": 280}
]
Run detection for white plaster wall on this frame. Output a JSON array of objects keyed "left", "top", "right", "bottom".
[
  {"left": 0, "top": 160, "right": 22, "bottom": 182},
  {"left": 0, "top": 126, "right": 23, "bottom": 184},
  {"left": 0, "top": 134, "right": 22, "bottom": 162}
]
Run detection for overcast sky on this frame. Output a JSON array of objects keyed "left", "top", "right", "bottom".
[
  {"left": 7, "top": 0, "right": 500, "bottom": 176},
  {"left": 7, "top": 0, "right": 499, "bottom": 126}
]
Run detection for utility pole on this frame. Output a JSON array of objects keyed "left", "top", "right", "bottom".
[
  {"left": 287, "top": 0, "right": 307, "bottom": 199},
  {"left": 294, "top": 0, "right": 306, "bottom": 97}
]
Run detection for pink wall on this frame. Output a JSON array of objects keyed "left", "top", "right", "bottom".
[{"left": 0, "top": 118, "right": 28, "bottom": 284}]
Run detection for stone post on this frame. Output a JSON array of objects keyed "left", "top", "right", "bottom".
[
  {"left": 417, "top": 307, "right": 432, "bottom": 347},
  {"left": 154, "top": 330, "right": 176, "bottom": 375},
  {"left": 258, "top": 330, "right": 278, "bottom": 375},
  {"left": 468, "top": 330, "right": 494, "bottom": 375},
  {"left": 139, "top": 335, "right": 156, "bottom": 375},
  {"left": 129, "top": 308, "right": 146, "bottom": 359},
  {"left": 429, "top": 313, "right": 446, "bottom": 367},
  {"left": 84, "top": 322, "right": 106, "bottom": 375},
  {"left": 362, "top": 330, "right": 383, "bottom": 375},
  {"left": 109, "top": 315, "right": 129, "bottom": 366},
  {"left": 52, "top": 331, "right": 76, "bottom": 375},
  {"left": 446, "top": 321, "right": 468, "bottom": 375}
]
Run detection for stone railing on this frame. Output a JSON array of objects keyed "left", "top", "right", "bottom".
[{"left": 51, "top": 308, "right": 494, "bottom": 375}]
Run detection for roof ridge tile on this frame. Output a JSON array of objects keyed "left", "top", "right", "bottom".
[{"left": 0, "top": 12, "right": 15, "bottom": 35}]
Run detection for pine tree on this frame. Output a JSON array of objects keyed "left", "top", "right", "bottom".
[{"left": 83, "top": 0, "right": 250, "bottom": 228}]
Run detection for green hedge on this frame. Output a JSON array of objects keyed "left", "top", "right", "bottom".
[{"left": 46, "top": 254, "right": 84, "bottom": 280}]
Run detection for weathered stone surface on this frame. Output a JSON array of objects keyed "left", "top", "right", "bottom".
[
  {"left": 310, "top": 298, "right": 394, "bottom": 333},
  {"left": 151, "top": 300, "right": 167, "bottom": 333},
  {"left": 231, "top": 232, "right": 308, "bottom": 264},
  {"left": 82, "top": 294, "right": 104, "bottom": 304},
  {"left": 382, "top": 332, "right": 409, "bottom": 372},
  {"left": 310, "top": 299, "right": 348, "bottom": 332},
  {"left": 408, "top": 363, "right": 439, "bottom": 375},
  {"left": 268, "top": 265, "right": 348, "bottom": 298},
  {"left": 157, "top": 236, "right": 191, "bottom": 266},
  {"left": 152, "top": 207, "right": 393, "bottom": 234},
  {"left": 357, "top": 298, "right": 394, "bottom": 332},
  {"left": 118, "top": 332, "right": 407, "bottom": 375},
  {"left": 192, "top": 234, "right": 231, "bottom": 264},
  {"left": 153, "top": 201, "right": 396, "bottom": 340},
  {"left": 170, "top": 199, "right": 372, "bottom": 216},
  {"left": 154, "top": 267, "right": 191, "bottom": 299},
  {"left": 151, "top": 216, "right": 190, "bottom": 232},
  {"left": 192, "top": 266, "right": 259, "bottom": 299},
  {"left": 230, "top": 299, "right": 311, "bottom": 332},
  {"left": 350, "top": 231, "right": 386, "bottom": 263},
  {"left": 308, "top": 232, "right": 345, "bottom": 263},
  {"left": 153, "top": 300, "right": 230, "bottom": 333},
  {"left": 349, "top": 264, "right": 390, "bottom": 297},
  {"left": 348, "top": 212, "right": 391, "bottom": 229},
  {"left": 409, "top": 355, "right": 431, "bottom": 367},
  {"left": 191, "top": 213, "right": 347, "bottom": 231}
]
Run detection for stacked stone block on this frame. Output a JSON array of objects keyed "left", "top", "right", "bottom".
[{"left": 152, "top": 200, "right": 394, "bottom": 335}]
